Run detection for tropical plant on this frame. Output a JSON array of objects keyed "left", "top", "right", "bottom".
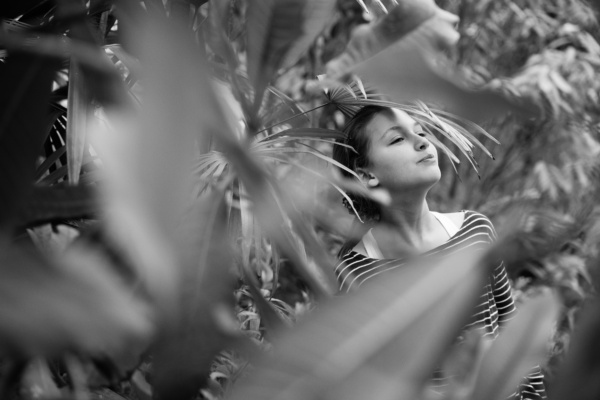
[{"left": 2, "top": 1, "right": 600, "bottom": 400}]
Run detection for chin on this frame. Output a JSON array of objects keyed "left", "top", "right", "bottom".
[{"left": 422, "top": 169, "right": 442, "bottom": 189}]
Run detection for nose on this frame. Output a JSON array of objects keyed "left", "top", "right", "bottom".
[{"left": 414, "top": 135, "right": 430, "bottom": 151}]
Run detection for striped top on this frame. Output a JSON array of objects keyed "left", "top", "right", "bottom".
[{"left": 335, "top": 210, "right": 547, "bottom": 399}]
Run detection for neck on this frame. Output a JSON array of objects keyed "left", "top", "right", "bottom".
[{"left": 378, "top": 190, "right": 434, "bottom": 241}]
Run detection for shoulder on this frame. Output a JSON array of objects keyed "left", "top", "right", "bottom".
[{"left": 461, "top": 210, "right": 498, "bottom": 239}]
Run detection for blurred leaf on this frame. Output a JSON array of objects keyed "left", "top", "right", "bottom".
[
  {"left": 152, "top": 189, "right": 239, "bottom": 400},
  {"left": 131, "top": 370, "right": 153, "bottom": 400},
  {"left": 21, "top": 358, "right": 61, "bottom": 399},
  {"left": 325, "top": 0, "right": 438, "bottom": 79},
  {"left": 467, "top": 290, "right": 560, "bottom": 400},
  {"left": 92, "top": 3, "right": 210, "bottom": 310},
  {"left": 226, "top": 250, "right": 488, "bottom": 400},
  {"left": 355, "top": 43, "right": 533, "bottom": 124},
  {"left": 0, "top": 242, "right": 152, "bottom": 357},
  {"left": 551, "top": 294, "right": 600, "bottom": 400},
  {"left": 0, "top": 51, "right": 59, "bottom": 231}
]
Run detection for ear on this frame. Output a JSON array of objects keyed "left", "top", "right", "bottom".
[{"left": 357, "top": 168, "right": 379, "bottom": 188}]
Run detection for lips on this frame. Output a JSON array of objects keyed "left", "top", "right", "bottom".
[{"left": 418, "top": 154, "right": 435, "bottom": 163}]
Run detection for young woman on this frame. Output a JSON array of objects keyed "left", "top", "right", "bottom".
[{"left": 332, "top": 105, "right": 546, "bottom": 399}]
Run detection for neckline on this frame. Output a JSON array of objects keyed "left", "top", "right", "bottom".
[{"left": 348, "top": 210, "right": 469, "bottom": 261}]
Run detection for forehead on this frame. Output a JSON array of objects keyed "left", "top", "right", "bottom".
[{"left": 365, "top": 109, "right": 417, "bottom": 141}]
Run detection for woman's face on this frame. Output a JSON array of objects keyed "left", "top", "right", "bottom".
[{"left": 362, "top": 109, "right": 441, "bottom": 193}]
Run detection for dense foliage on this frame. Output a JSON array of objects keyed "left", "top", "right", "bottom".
[{"left": 1, "top": 0, "right": 600, "bottom": 399}]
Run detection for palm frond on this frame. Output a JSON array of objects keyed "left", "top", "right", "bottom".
[
  {"left": 254, "top": 147, "right": 360, "bottom": 180},
  {"left": 258, "top": 127, "right": 345, "bottom": 143},
  {"left": 261, "top": 154, "right": 364, "bottom": 221}
]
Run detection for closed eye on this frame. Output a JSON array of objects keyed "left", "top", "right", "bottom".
[{"left": 390, "top": 137, "right": 404, "bottom": 145}]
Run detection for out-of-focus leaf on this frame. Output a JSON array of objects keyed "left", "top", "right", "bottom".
[
  {"left": 21, "top": 358, "right": 61, "bottom": 399},
  {"left": 0, "top": 51, "right": 59, "bottom": 231},
  {"left": 551, "top": 294, "right": 600, "bottom": 400},
  {"left": 0, "top": 243, "right": 152, "bottom": 357},
  {"left": 131, "top": 370, "right": 153, "bottom": 400},
  {"left": 92, "top": 2, "right": 209, "bottom": 310},
  {"left": 355, "top": 42, "right": 535, "bottom": 124},
  {"left": 325, "top": 0, "right": 438, "bottom": 79},
  {"left": 226, "top": 250, "right": 488, "bottom": 400},
  {"left": 100, "top": 7, "right": 241, "bottom": 400},
  {"left": 153, "top": 189, "right": 239, "bottom": 400},
  {"left": 467, "top": 290, "right": 560, "bottom": 400},
  {"left": 260, "top": 154, "right": 390, "bottom": 220}
]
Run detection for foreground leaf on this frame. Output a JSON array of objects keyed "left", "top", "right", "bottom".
[
  {"left": 0, "top": 243, "right": 151, "bottom": 357},
  {"left": 226, "top": 250, "right": 488, "bottom": 400},
  {"left": 467, "top": 290, "right": 560, "bottom": 400}
]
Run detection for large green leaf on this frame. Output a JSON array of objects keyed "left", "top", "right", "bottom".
[{"left": 226, "top": 250, "right": 488, "bottom": 400}]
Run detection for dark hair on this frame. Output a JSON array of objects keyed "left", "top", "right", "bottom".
[
  {"left": 333, "top": 105, "right": 391, "bottom": 257},
  {"left": 333, "top": 105, "right": 391, "bottom": 222}
]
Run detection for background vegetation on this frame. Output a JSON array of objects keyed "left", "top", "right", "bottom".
[{"left": 1, "top": 0, "right": 600, "bottom": 399}]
